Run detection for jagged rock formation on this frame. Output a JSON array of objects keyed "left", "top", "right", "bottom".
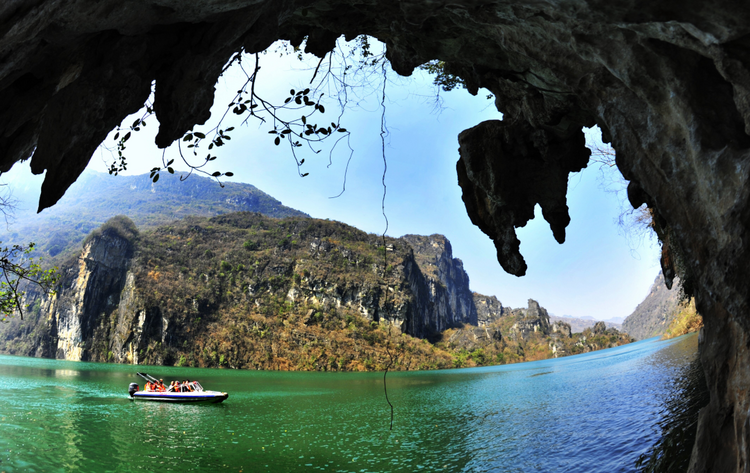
[
  {"left": 551, "top": 321, "right": 572, "bottom": 339},
  {"left": 401, "top": 234, "right": 477, "bottom": 334},
  {"left": 2, "top": 2, "right": 750, "bottom": 469},
  {"left": 509, "top": 299, "right": 552, "bottom": 341},
  {"left": 473, "top": 293, "right": 508, "bottom": 326},
  {"left": 623, "top": 272, "right": 682, "bottom": 340},
  {"left": 441, "top": 299, "right": 631, "bottom": 361}
]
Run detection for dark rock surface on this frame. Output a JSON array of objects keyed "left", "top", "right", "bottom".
[
  {"left": 401, "top": 234, "right": 478, "bottom": 334},
  {"left": 2, "top": 1, "right": 750, "bottom": 469}
]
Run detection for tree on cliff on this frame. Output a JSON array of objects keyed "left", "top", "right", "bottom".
[
  {"left": 0, "top": 242, "right": 59, "bottom": 321},
  {"left": 0, "top": 187, "right": 59, "bottom": 320}
]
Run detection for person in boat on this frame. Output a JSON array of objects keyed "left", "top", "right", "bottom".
[
  {"left": 157, "top": 379, "right": 166, "bottom": 392},
  {"left": 145, "top": 381, "right": 152, "bottom": 392}
]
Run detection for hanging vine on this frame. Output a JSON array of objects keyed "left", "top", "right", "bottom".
[{"left": 102, "top": 35, "right": 393, "bottom": 192}]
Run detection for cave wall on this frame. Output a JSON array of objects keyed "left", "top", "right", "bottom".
[{"left": 2, "top": 1, "right": 750, "bottom": 470}]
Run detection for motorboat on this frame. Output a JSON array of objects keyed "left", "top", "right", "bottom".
[{"left": 128, "top": 372, "right": 228, "bottom": 403}]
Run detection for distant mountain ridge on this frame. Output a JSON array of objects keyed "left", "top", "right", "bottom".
[
  {"left": 549, "top": 315, "right": 623, "bottom": 332},
  {"left": 2, "top": 171, "right": 308, "bottom": 260}
]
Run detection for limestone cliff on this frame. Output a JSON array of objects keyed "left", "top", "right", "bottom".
[
  {"left": 0, "top": 213, "right": 488, "bottom": 365},
  {"left": 473, "top": 293, "right": 509, "bottom": 326},
  {"left": 2, "top": 2, "right": 750, "bottom": 468},
  {"left": 0, "top": 225, "right": 136, "bottom": 361},
  {"left": 401, "top": 234, "right": 478, "bottom": 335},
  {"left": 623, "top": 272, "right": 683, "bottom": 340}
]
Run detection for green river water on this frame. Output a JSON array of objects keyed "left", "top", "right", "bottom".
[{"left": 0, "top": 333, "right": 704, "bottom": 472}]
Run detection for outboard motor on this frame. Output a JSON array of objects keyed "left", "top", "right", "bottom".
[{"left": 128, "top": 383, "right": 139, "bottom": 397}]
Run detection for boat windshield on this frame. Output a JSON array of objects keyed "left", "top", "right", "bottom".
[{"left": 166, "top": 381, "right": 204, "bottom": 392}]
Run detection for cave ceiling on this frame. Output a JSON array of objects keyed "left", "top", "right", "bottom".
[{"left": 2, "top": 2, "right": 750, "bottom": 470}]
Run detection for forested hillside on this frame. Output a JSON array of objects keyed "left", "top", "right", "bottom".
[{"left": 0, "top": 213, "right": 633, "bottom": 370}]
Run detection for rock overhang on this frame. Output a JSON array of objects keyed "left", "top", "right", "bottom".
[{"left": 2, "top": 1, "right": 750, "bottom": 470}]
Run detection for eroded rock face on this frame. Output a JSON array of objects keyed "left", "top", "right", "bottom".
[
  {"left": 48, "top": 231, "right": 134, "bottom": 361},
  {"left": 509, "top": 299, "right": 552, "bottom": 340},
  {"left": 2, "top": 1, "right": 750, "bottom": 469},
  {"left": 473, "top": 293, "right": 508, "bottom": 326},
  {"left": 401, "top": 234, "right": 478, "bottom": 334}
]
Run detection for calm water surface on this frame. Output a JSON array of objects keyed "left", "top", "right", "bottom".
[{"left": 0, "top": 334, "right": 702, "bottom": 472}]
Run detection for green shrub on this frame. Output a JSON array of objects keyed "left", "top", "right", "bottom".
[{"left": 84, "top": 215, "right": 139, "bottom": 246}]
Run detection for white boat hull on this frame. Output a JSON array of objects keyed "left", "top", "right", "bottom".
[{"left": 131, "top": 390, "right": 228, "bottom": 404}]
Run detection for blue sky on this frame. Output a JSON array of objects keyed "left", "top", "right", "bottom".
[{"left": 5, "top": 40, "right": 661, "bottom": 321}]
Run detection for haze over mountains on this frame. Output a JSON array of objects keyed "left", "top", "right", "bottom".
[
  {"left": 549, "top": 315, "right": 624, "bottom": 333},
  {"left": 5, "top": 171, "right": 307, "bottom": 261}
]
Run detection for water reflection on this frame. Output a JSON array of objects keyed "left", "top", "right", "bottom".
[
  {"left": 0, "top": 335, "right": 703, "bottom": 472},
  {"left": 635, "top": 348, "right": 708, "bottom": 471}
]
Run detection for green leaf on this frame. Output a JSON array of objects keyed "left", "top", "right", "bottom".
[
  {"left": 274, "top": 136, "right": 281, "bottom": 146},
  {"left": 153, "top": 174, "right": 160, "bottom": 183},
  {"left": 284, "top": 97, "right": 292, "bottom": 104},
  {"left": 318, "top": 105, "right": 325, "bottom": 113},
  {"left": 290, "top": 89, "right": 295, "bottom": 95},
  {"left": 212, "top": 171, "right": 221, "bottom": 177},
  {"left": 301, "top": 115, "right": 307, "bottom": 125},
  {"left": 167, "top": 159, "right": 174, "bottom": 166},
  {"left": 338, "top": 128, "right": 347, "bottom": 132},
  {"left": 226, "top": 127, "right": 235, "bottom": 132},
  {"left": 123, "top": 132, "right": 131, "bottom": 142},
  {"left": 295, "top": 96, "right": 302, "bottom": 105},
  {"left": 194, "top": 132, "right": 206, "bottom": 139},
  {"left": 301, "top": 172, "right": 309, "bottom": 177},
  {"left": 225, "top": 172, "right": 234, "bottom": 177},
  {"left": 167, "top": 167, "right": 174, "bottom": 174}
]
